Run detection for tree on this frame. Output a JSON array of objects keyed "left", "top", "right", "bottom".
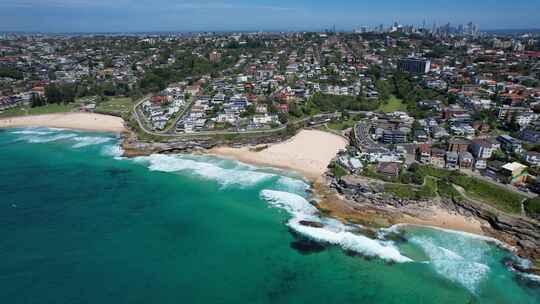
[
  {"left": 375, "top": 79, "right": 392, "bottom": 101},
  {"left": 288, "top": 103, "right": 303, "bottom": 118},
  {"left": 0, "top": 66, "right": 23, "bottom": 80},
  {"left": 30, "top": 94, "right": 45, "bottom": 108},
  {"left": 278, "top": 112, "right": 289, "bottom": 124},
  {"left": 240, "top": 104, "right": 256, "bottom": 118},
  {"left": 45, "top": 84, "right": 63, "bottom": 104}
]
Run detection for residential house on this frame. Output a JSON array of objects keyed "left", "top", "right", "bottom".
[
  {"left": 497, "top": 135, "right": 523, "bottom": 154},
  {"left": 501, "top": 162, "right": 528, "bottom": 184},
  {"left": 417, "top": 144, "right": 431, "bottom": 163},
  {"left": 475, "top": 159, "right": 488, "bottom": 170},
  {"left": 521, "top": 123, "right": 540, "bottom": 144},
  {"left": 376, "top": 162, "right": 401, "bottom": 177},
  {"left": 414, "top": 129, "right": 429, "bottom": 142},
  {"left": 470, "top": 139, "right": 495, "bottom": 159},
  {"left": 459, "top": 152, "right": 474, "bottom": 169},
  {"left": 431, "top": 148, "right": 446, "bottom": 168},
  {"left": 431, "top": 126, "right": 449, "bottom": 139},
  {"left": 446, "top": 152, "right": 459, "bottom": 169},
  {"left": 448, "top": 139, "right": 470, "bottom": 153},
  {"left": 523, "top": 151, "right": 540, "bottom": 166},
  {"left": 382, "top": 130, "right": 407, "bottom": 144}
]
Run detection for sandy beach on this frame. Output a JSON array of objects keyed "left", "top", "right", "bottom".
[
  {"left": 0, "top": 113, "right": 125, "bottom": 133},
  {"left": 399, "top": 206, "right": 485, "bottom": 235},
  {"left": 211, "top": 129, "right": 348, "bottom": 181}
]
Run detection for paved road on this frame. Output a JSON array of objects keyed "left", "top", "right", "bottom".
[{"left": 132, "top": 96, "right": 321, "bottom": 138}]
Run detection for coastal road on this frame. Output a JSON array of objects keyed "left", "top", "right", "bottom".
[{"left": 131, "top": 95, "right": 343, "bottom": 138}]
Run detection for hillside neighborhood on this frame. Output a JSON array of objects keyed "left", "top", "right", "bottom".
[{"left": 2, "top": 27, "right": 540, "bottom": 216}]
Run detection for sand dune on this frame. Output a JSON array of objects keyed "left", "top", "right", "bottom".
[
  {"left": 0, "top": 113, "right": 125, "bottom": 133},
  {"left": 211, "top": 130, "right": 348, "bottom": 181}
]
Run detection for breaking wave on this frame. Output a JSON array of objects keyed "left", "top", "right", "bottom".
[
  {"left": 260, "top": 189, "right": 412, "bottom": 263},
  {"left": 26, "top": 133, "right": 78, "bottom": 143},
  {"left": 101, "top": 144, "right": 124, "bottom": 158},
  {"left": 275, "top": 176, "right": 310, "bottom": 193},
  {"left": 10, "top": 127, "right": 116, "bottom": 148},
  {"left": 408, "top": 233, "right": 492, "bottom": 294},
  {"left": 10, "top": 128, "right": 55, "bottom": 136},
  {"left": 72, "top": 136, "right": 112, "bottom": 148},
  {"left": 135, "top": 154, "right": 275, "bottom": 187}
]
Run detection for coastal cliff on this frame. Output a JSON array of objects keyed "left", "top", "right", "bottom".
[{"left": 329, "top": 175, "right": 540, "bottom": 274}]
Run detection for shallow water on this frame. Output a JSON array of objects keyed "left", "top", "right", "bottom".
[{"left": 0, "top": 128, "right": 539, "bottom": 303}]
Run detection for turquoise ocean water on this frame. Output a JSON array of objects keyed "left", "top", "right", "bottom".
[{"left": 0, "top": 128, "right": 539, "bottom": 303}]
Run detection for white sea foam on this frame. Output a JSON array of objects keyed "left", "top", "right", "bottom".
[
  {"left": 25, "top": 133, "right": 78, "bottom": 143},
  {"left": 259, "top": 189, "right": 412, "bottom": 263},
  {"left": 260, "top": 189, "right": 319, "bottom": 217},
  {"left": 520, "top": 273, "right": 540, "bottom": 283},
  {"left": 387, "top": 223, "right": 515, "bottom": 252},
  {"left": 275, "top": 176, "right": 310, "bottom": 193},
  {"left": 72, "top": 136, "right": 112, "bottom": 148},
  {"left": 101, "top": 144, "right": 124, "bottom": 158},
  {"left": 408, "top": 235, "right": 491, "bottom": 294},
  {"left": 11, "top": 129, "right": 54, "bottom": 136},
  {"left": 136, "top": 154, "right": 275, "bottom": 187}
]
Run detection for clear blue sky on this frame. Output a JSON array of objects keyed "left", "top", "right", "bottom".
[{"left": 1, "top": 0, "right": 539, "bottom": 32}]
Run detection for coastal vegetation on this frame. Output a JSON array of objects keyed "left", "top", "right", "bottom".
[
  {"left": 302, "top": 93, "right": 381, "bottom": 114},
  {"left": 329, "top": 161, "right": 349, "bottom": 179},
  {"left": 436, "top": 179, "right": 465, "bottom": 202},
  {"left": 410, "top": 165, "right": 525, "bottom": 214},
  {"left": 524, "top": 197, "right": 540, "bottom": 219},
  {"left": 362, "top": 164, "right": 527, "bottom": 215},
  {"left": 447, "top": 174, "right": 525, "bottom": 214},
  {"left": 383, "top": 176, "right": 438, "bottom": 199}
]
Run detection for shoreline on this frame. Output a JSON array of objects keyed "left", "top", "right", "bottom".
[
  {"left": 205, "top": 129, "right": 488, "bottom": 237},
  {"left": 208, "top": 149, "right": 323, "bottom": 182},
  {"left": 2, "top": 120, "right": 524, "bottom": 256},
  {"left": 311, "top": 181, "right": 487, "bottom": 236},
  {"left": 207, "top": 131, "right": 487, "bottom": 237},
  {"left": 0, "top": 113, "right": 126, "bottom": 133},
  {"left": 210, "top": 129, "right": 349, "bottom": 183}
]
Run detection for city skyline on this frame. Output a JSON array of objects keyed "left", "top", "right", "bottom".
[{"left": 1, "top": 0, "right": 540, "bottom": 33}]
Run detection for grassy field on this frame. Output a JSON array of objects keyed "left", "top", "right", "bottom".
[
  {"left": 327, "top": 119, "right": 356, "bottom": 131},
  {"left": 410, "top": 165, "right": 526, "bottom": 214},
  {"left": 0, "top": 103, "right": 78, "bottom": 118},
  {"left": 448, "top": 174, "right": 525, "bottom": 214},
  {"left": 384, "top": 177, "right": 438, "bottom": 200},
  {"left": 378, "top": 95, "right": 407, "bottom": 113},
  {"left": 95, "top": 97, "right": 133, "bottom": 116}
]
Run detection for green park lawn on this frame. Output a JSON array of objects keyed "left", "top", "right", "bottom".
[
  {"left": 378, "top": 95, "right": 407, "bottom": 113},
  {"left": 95, "top": 97, "right": 133, "bottom": 116}
]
